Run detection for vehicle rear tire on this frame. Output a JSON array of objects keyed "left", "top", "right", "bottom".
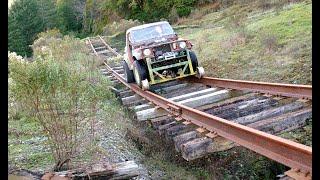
[
  {"left": 122, "top": 60, "right": 135, "bottom": 83},
  {"left": 189, "top": 51, "right": 198, "bottom": 70},
  {"left": 133, "top": 60, "right": 148, "bottom": 87}
]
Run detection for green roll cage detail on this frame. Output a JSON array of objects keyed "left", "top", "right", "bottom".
[{"left": 146, "top": 49, "right": 195, "bottom": 85}]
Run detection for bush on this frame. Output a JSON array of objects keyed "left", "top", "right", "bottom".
[
  {"left": 103, "top": 19, "right": 141, "bottom": 36},
  {"left": 9, "top": 33, "right": 113, "bottom": 171},
  {"left": 176, "top": 6, "right": 192, "bottom": 17},
  {"left": 168, "top": 7, "right": 180, "bottom": 23}
]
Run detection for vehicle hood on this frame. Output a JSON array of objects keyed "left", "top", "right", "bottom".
[{"left": 132, "top": 34, "right": 178, "bottom": 49}]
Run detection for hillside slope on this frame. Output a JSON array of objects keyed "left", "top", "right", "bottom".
[{"left": 175, "top": 1, "right": 311, "bottom": 84}]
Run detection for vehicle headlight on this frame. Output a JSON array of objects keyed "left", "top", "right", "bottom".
[
  {"left": 179, "top": 41, "right": 186, "bottom": 49},
  {"left": 143, "top": 49, "right": 152, "bottom": 56}
]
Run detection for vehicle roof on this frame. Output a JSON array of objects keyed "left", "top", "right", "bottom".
[{"left": 126, "top": 21, "right": 170, "bottom": 34}]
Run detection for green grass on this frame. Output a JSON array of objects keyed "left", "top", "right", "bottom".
[
  {"left": 279, "top": 120, "right": 312, "bottom": 146},
  {"left": 247, "top": 3, "right": 311, "bottom": 43},
  {"left": 8, "top": 115, "right": 54, "bottom": 171},
  {"left": 174, "top": 1, "right": 311, "bottom": 84}
]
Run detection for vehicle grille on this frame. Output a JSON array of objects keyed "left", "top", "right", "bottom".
[
  {"left": 151, "top": 56, "right": 188, "bottom": 68},
  {"left": 154, "top": 44, "right": 171, "bottom": 56}
]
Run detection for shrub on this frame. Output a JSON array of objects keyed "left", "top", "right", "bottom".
[
  {"left": 168, "top": 7, "right": 180, "bottom": 23},
  {"left": 102, "top": 19, "right": 141, "bottom": 36},
  {"left": 9, "top": 33, "right": 113, "bottom": 171},
  {"left": 176, "top": 6, "right": 192, "bottom": 17}
]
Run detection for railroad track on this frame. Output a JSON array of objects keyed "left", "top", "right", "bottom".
[{"left": 86, "top": 36, "right": 312, "bottom": 180}]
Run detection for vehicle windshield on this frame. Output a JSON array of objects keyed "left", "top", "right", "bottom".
[{"left": 129, "top": 22, "right": 175, "bottom": 44}]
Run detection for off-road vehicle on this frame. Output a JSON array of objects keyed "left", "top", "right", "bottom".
[{"left": 122, "top": 21, "right": 204, "bottom": 90}]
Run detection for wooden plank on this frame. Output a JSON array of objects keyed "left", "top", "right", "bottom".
[
  {"left": 165, "top": 124, "right": 190, "bottom": 140},
  {"left": 233, "top": 101, "right": 305, "bottom": 125},
  {"left": 135, "top": 90, "right": 230, "bottom": 121},
  {"left": 196, "top": 93, "right": 257, "bottom": 111},
  {"left": 119, "top": 90, "right": 135, "bottom": 98},
  {"left": 176, "top": 90, "right": 230, "bottom": 107},
  {"left": 122, "top": 95, "right": 141, "bottom": 105},
  {"left": 157, "top": 121, "right": 177, "bottom": 135},
  {"left": 169, "top": 88, "right": 218, "bottom": 102},
  {"left": 153, "top": 83, "right": 189, "bottom": 94},
  {"left": 173, "top": 131, "right": 198, "bottom": 152},
  {"left": 212, "top": 98, "right": 278, "bottom": 120},
  {"left": 150, "top": 116, "right": 173, "bottom": 129},
  {"left": 41, "top": 161, "right": 140, "bottom": 180},
  {"left": 248, "top": 108, "right": 312, "bottom": 134},
  {"left": 181, "top": 137, "right": 213, "bottom": 161},
  {"left": 133, "top": 87, "right": 216, "bottom": 112}
]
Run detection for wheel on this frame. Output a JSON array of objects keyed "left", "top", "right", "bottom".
[
  {"left": 133, "top": 60, "right": 148, "bottom": 87},
  {"left": 122, "top": 60, "right": 134, "bottom": 83},
  {"left": 189, "top": 51, "right": 198, "bottom": 70}
]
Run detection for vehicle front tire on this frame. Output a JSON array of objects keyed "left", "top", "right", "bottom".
[
  {"left": 122, "top": 60, "right": 135, "bottom": 83},
  {"left": 189, "top": 51, "right": 198, "bottom": 70},
  {"left": 133, "top": 60, "right": 148, "bottom": 87}
]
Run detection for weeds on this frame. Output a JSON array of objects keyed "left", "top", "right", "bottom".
[
  {"left": 9, "top": 29, "right": 114, "bottom": 171},
  {"left": 260, "top": 33, "right": 279, "bottom": 53}
]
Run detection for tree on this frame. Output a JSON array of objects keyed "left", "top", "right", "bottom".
[
  {"left": 8, "top": 0, "right": 44, "bottom": 57},
  {"left": 36, "top": 0, "right": 59, "bottom": 30},
  {"left": 56, "top": 0, "right": 85, "bottom": 34}
]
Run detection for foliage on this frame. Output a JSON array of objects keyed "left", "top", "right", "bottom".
[
  {"left": 85, "top": 0, "right": 208, "bottom": 34},
  {"left": 8, "top": 0, "right": 87, "bottom": 56},
  {"left": 102, "top": 19, "right": 141, "bottom": 36},
  {"left": 8, "top": 0, "right": 44, "bottom": 57},
  {"left": 9, "top": 30, "right": 113, "bottom": 170},
  {"left": 56, "top": 0, "right": 85, "bottom": 34},
  {"left": 36, "top": 0, "right": 59, "bottom": 30}
]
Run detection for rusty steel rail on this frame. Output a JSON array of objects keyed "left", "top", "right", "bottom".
[
  {"left": 186, "top": 76, "right": 312, "bottom": 99},
  {"left": 87, "top": 37, "right": 312, "bottom": 174},
  {"left": 98, "top": 36, "right": 120, "bottom": 56},
  {"left": 104, "top": 62, "right": 312, "bottom": 173},
  {"left": 87, "top": 38, "right": 98, "bottom": 56}
]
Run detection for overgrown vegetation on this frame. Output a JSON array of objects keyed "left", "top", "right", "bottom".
[
  {"left": 175, "top": 0, "right": 311, "bottom": 84},
  {"left": 9, "top": 0, "right": 216, "bottom": 56},
  {"left": 8, "top": 0, "right": 85, "bottom": 57},
  {"left": 9, "top": 30, "right": 114, "bottom": 170},
  {"left": 83, "top": 0, "right": 205, "bottom": 34}
]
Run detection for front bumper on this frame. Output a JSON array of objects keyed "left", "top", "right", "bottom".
[{"left": 146, "top": 49, "right": 196, "bottom": 85}]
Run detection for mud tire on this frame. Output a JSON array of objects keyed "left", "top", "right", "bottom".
[
  {"left": 122, "top": 60, "right": 135, "bottom": 83},
  {"left": 133, "top": 60, "right": 148, "bottom": 87},
  {"left": 189, "top": 51, "right": 198, "bottom": 70}
]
